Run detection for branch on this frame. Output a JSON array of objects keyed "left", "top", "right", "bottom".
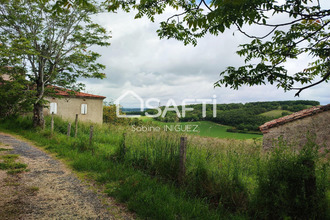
[
  {"left": 294, "top": 20, "right": 330, "bottom": 45},
  {"left": 253, "top": 18, "right": 304, "bottom": 27},
  {"left": 166, "top": 0, "right": 203, "bottom": 23},
  {"left": 292, "top": 70, "right": 330, "bottom": 97},
  {"left": 202, "top": 0, "right": 213, "bottom": 12},
  {"left": 235, "top": 22, "right": 277, "bottom": 39}
]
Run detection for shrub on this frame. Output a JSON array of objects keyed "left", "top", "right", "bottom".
[{"left": 252, "top": 137, "right": 329, "bottom": 219}]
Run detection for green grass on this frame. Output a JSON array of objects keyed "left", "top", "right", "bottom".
[
  {"left": 0, "top": 116, "right": 328, "bottom": 220},
  {"left": 259, "top": 110, "right": 292, "bottom": 117},
  {"left": 0, "top": 154, "right": 28, "bottom": 174},
  {"left": 139, "top": 116, "right": 154, "bottom": 122},
  {"left": 140, "top": 117, "right": 262, "bottom": 140},
  {"left": 0, "top": 116, "right": 239, "bottom": 219}
]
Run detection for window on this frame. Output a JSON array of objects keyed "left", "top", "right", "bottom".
[
  {"left": 50, "top": 102, "right": 57, "bottom": 114},
  {"left": 81, "top": 104, "right": 87, "bottom": 115}
]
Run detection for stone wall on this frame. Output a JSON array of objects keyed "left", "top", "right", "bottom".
[
  {"left": 44, "top": 97, "right": 104, "bottom": 124},
  {"left": 262, "top": 111, "right": 330, "bottom": 149}
]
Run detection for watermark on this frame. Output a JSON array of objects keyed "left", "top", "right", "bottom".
[
  {"left": 131, "top": 125, "right": 200, "bottom": 133},
  {"left": 114, "top": 90, "right": 217, "bottom": 119}
]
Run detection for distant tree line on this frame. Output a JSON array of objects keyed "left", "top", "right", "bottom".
[{"left": 145, "top": 100, "right": 320, "bottom": 132}]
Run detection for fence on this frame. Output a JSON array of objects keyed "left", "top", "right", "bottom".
[{"left": 47, "top": 114, "right": 189, "bottom": 184}]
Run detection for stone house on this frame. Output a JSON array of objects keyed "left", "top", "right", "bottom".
[
  {"left": 44, "top": 86, "right": 106, "bottom": 124},
  {"left": 1, "top": 73, "right": 105, "bottom": 124},
  {"left": 259, "top": 104, "right": 330, "bottom": 149}
]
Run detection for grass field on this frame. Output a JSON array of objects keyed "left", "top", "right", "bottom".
[
  {"left": 0, "top": 116, "right": 328, "bottom": 220},
  {"left": 259, "top": 109, "right": 292, "bottom": 117},
  {"left": 139, "top": 116, "right": 262, "bottom": 140}
]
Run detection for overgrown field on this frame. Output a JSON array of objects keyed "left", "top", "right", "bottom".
[{"left": 0, "top": 116, "right": 328, "bottom": 219}]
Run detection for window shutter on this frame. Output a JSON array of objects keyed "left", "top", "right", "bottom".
[
  {"left": 50, "top": 102, "right": 57, "bottom": 114},
  {"left": 81, "top": 104, "right": 84, "bottom": 114},
  {"left": 81, "top": 104, "right": 87, "bottom": 114}
]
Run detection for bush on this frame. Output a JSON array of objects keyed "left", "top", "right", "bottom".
[{"left": 252, "top": 137, "right": 329, "bottom": 219}]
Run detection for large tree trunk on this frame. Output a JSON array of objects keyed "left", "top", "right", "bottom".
[
  {"left": 33, "top": 76, "right": 45, "bottom": 128},
  {"left": 33, "top": 102, "right": 44, "bottom": 128}
]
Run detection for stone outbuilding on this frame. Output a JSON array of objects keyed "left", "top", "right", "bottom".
[
  {"left": 259, "top": 104, "right": 330, "bottom": 149},
  {"left": 44, "top": 86, "right": 106, "bottom": 124}
]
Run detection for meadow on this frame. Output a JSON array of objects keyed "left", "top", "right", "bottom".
[
  {"left": 0, "top": 115, "right": 328, "bottom": 219},
  {"left": 139, "top": 116, "right": 262, "bottom": 140},
  {"left": 259, "top": 109, "right": 292, "bottom": 117}
]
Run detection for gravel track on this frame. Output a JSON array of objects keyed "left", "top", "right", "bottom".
[{"left": 0, "top": 133, "right": 133, "bottom": 220}]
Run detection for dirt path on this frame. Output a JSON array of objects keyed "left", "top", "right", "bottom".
[{"left": 0, "top": 133, "right": 134, "bottom": 220}]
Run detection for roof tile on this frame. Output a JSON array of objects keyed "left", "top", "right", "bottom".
[
  {"left": 50, "top": 86, "right": 106, "bottom": 99},
  {"left": 259, "top": 104, "right": 330, "bottom": 133}
]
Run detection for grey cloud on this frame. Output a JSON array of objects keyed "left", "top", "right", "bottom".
[{"left": 80, "top": 7, "right": 329, "bottom": 108}]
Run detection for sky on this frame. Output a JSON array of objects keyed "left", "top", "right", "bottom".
[{"left": 80, "top": 2, "right": 330, "bottom": 107}]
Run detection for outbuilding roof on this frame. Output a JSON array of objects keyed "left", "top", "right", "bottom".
[
  {"left": 259, "top": 104, "right": 330, "bottom": 133},
  {"left": 51, "top": 86, "right": 106, "bottom": 99}
]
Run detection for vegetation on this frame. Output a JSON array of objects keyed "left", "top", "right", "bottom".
[
  {"left": 0, "top": 72, "right": 34, "bottom": 118},
  {"left": 0, "top": 154, "right": 28, "bottom": 174},
  {"left": 252, "top": 137, "right": 330, "bottom": 219},
  {"left": 260, "top": 109, "right": 292, "bottom": 118},
  {"left": 106, "top": 0, "right": 330, "bottom": 96},
  {"left": 142, "top": 119, "right": 262, "bottom": 140},
  {"left": 103, "top": 102, "right": 143, "bottom": 126},
  {"left": 0, "top": 0, "right": 110, "bottom": 126},
  {"left": 0, "top": 115, "right": 328, "bottom": 219},
  {"left": 145, "top": 100, "right": 319, "bottom": 132}
]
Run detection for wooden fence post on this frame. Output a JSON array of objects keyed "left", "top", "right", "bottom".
[
  {"left": 74, "top": 114, "right": 78, "bottom": 138},
  {"left": 51, "top": 112, "right": 54, "bottom": 136},
  {"left": 67, "top": 123, "right": 71, "bottom": 137},
  {"left": 178, "top": 136, "right": 187, "bottom": 184}
]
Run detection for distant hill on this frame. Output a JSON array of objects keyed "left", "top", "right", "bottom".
[
  {"left": 144, "top": 100, "right": 320, "bottom": 132},
  {"left": 121, "top": 108, "right": 152, "bottom": 115},
  {"left": 121, "top": 108, "right": 143, "bottom": 113}
]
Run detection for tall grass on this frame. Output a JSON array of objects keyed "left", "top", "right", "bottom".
[{"left": 0, "top": 115, "right": 328, "bottom": 219}]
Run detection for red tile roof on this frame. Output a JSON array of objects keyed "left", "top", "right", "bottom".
[
  {"left": 50, "top": 86, "right": 106, "bottom": 99},
  {"left": 259, "top": 104, "right": 330, "bottom": 133}
]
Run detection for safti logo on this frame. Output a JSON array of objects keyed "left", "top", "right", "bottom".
[
  {"left": 114, "top": 90, "right": 217, "bottom": 118},
  {"left": 114, "top": 91, "right": 144, "bottom": 118}
]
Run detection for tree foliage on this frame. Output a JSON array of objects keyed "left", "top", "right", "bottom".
[
  {"left": 0, "top": 68, "right": 34, "bottom": 118},
  {"left": 106, "top": 0, "right": 329, "bottom": 96},
  {"left": 103, "top": 102, "right": 142, "bottom": 125},
  {"left": 146, "top": 100, "right": 320, "bottom": 131},
  {"left": 0, "top": 0, "right": 110, "bottom": 126}
]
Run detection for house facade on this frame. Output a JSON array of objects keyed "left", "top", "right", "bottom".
[
  {"left": 1, "top": 73, "right": 105, "bottom": 124},
  {"left": 44, "top": 87, "right": 105, "bottom": 124},
  {"left": 259, "top": 104, "right": 330, "bottom": 149}
]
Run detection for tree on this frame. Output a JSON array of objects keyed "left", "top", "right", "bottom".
[
  {"left": 0, "top": 68, "right": 34, "bottom": 118},
  {"left": 106, "top": 0, "right": 329, "bottom": 96},
  {"left": 0, "top": 0, "right": 110, "bottom": 127},
  {"left": 103, "top": 102, "right": 124, "bottom": 124}
]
